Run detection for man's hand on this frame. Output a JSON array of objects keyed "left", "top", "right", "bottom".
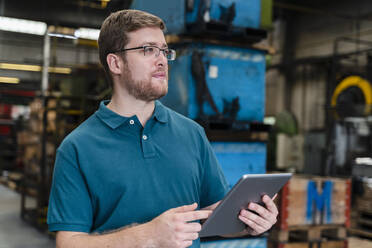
[
  {"left": 238, "top": 194, "right": 278, "bottom": 236},
  {"left": 147, "top": 203, "right": 212, "bottom": 248}
]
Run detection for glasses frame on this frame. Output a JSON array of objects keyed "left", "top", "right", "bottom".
[{"left": 112, "top": 45, "right": 176, "bottom": 61}]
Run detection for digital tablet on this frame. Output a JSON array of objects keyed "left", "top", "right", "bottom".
[{"left": 199, "top": 173, "right": 292, "bottom": 238}]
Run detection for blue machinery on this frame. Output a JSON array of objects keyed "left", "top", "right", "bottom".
[
  {"left": 130, "top": 0, "right": 267, "bottom": 35},
  {"left": 162, "top": 43, "right": 266, "bottom": 122},
  {"left": 131, "top": 1, "right": 271, "bottom": 247}
]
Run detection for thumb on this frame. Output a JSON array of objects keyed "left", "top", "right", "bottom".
[{"left": 172, "top": 203, "right": 198, "bottom": 213}]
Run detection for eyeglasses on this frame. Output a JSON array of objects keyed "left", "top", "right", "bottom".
[{"left": 113, "top": 45, "right": 176, "bottom": 61}]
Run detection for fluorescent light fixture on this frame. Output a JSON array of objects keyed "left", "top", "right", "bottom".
[
  {"left": 0, "top": 16, "right": 47, "bottom": 35},
  {"left": 0, "top": 76, "right": 20, "bottom": 84},
  {"left": 0, "top": 63, "right": 41, "bottom": 71},
  {"left": 0, "top": 63, "right": 71, "bottom": 74},
  {"left": 48, "top": 33, "right": 77, "bottom": 40},
  {"left": 48, "top": 67, "right": 72, "bottom": 74},
  {"left": 0, "top": 16, "right": 100, "bottom": 40},
  {"left": 75, "top": 28, "right": 100, "bottom": 40},
  {"left": 355, "top": 157, "right": 372, "bottom": 165}
]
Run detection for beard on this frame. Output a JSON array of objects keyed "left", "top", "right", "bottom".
[{"left": 122, "top": 62, "right": 168, "bottom": 102}]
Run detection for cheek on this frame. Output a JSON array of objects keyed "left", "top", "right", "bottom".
[{"left": 128, "top": 63, "right": 150, "bottom": 81}]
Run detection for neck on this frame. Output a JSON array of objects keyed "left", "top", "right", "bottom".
[{"left": 107, "top": 90, "right": 155, "bottom": 127}]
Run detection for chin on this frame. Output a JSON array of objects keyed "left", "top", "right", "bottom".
[
  {"left": 154, "top": 86, "right": 168, "bottom": 99},
  {"left": 152, "top": 79, "right": 168, "bottom": 91}
]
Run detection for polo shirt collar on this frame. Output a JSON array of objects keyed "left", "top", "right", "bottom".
[
  {"left": 154, "top": 100, "right": 168, "bottom": 123},
  {"left": 96, "top": 100, "right": 130, "bottom": 129},
  {"left": 96, "top": 100, "right": 168, "bottom": 129}
]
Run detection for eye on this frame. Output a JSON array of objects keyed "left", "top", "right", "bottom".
[{"left": 144, "top": 46, "right": 156, "bottom": 54}]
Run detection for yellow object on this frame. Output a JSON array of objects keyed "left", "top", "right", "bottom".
[
  {"left": 0, "top": 63, "right": 71, "bottom": 74},
  {"left": 331, "top": 75, "right": 372, "bottom": 115},
  {"left": 0, "top": 76, "right": 20, "bottom": 84}
]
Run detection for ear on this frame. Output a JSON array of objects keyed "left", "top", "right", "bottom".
[{"left": 106, "top": 53, "right": 124, "bottom": 75}]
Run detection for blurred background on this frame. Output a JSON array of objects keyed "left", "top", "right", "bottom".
[{"left": 0, "top": 0, "right": 372, "bottom": 247}]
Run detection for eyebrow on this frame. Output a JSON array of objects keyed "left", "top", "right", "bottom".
[{"left": 139, "top": 42, "right": 168, "bottom": 48}]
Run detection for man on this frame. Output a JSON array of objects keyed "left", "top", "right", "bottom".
[{"left": 47, "top": 9, "right": 278, "bottom": 248}]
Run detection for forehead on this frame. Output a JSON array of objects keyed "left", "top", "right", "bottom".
[{"left": 126, "top": 27, "right": 167, "bottom": 47}]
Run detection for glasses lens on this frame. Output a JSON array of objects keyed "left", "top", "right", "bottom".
[
  {"left": 165, "top": 49, "right": 176, "bottom": 61},
  {"left": 144, "top": 46, "right": 157, "bottom": 56}
]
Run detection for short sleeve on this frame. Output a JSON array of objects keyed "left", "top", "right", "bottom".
[
  {"left": 47, "top": 141, "right": 93, "bottom": 232},
  {"left": 198, "top": 127, "right": 228, "bottom": 208}
]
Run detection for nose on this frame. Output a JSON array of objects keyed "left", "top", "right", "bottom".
[{"left": 155, "top": 51, "right": 168, "bottom": 67}]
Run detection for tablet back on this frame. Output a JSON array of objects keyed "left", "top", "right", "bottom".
[{"left": 199, "top": 173, "right": 292, "bottom": 238}]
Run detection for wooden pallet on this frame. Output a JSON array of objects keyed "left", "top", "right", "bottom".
[
  {"left": 358, "top": 212, "right": 372, "bottom": 229},
  {"left": 268, "top": 240, "right": 347, "bottom": 248},
  {"left": 269, "top": 225, "right": 347, "bottom": 243},
  {"left": 349, "top": 210, "right": 372, "bottom": 240},
  {"left": 349, "top": 228, "right": 372, "bottom": 240},
  {"left": 356, "top": 198, "right": 372, "bottom": 216}
]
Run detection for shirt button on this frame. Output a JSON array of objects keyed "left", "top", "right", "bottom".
[
  {"left": 129, "top": 119, "right": 134, "bottom": 125},
  {"left": 142, "top": 135, "right": 148, "bottom": 140}
]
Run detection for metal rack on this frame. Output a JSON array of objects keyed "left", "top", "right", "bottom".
[{"left": 20, "top": 95, "right": 100, "bottom": 231}]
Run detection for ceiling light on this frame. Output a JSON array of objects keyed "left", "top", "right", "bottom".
[
  {"left": 48, "top": 33, "right": 77, "bottom": 40},
  {"left": 75, "top": 28, "right": 100, "bottom": 40},
  {"left": 0, "top": 63, "right": 41, "bottom": 71},
  {"left": 0, "top": 77, "right": 20, "bottom": 84},
  {"left": 0, "top": 16, "right": 47, "bottom": 35},
  {"left": 0, "top": 63, "right": 71, "bottom": 74},
  {"left": 0, "top": 16, "right": 100, "bottom": 40},
  {"left": 48, "top": 67, "right": 72, "bottom": 74}
]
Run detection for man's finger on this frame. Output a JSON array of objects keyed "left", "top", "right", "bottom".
[
  {"left": 272, "top": 193, "right": 278, "bottom": 201},
  {"left": 181, "top": 210, "right": 212, "bottom": 222},
  {"left": 239, "top": 215, "right": 266, "bottom": 236},
  {"left": 262, "top": 195, "right": 279, "bottom": 215},
  {"left": 248, "top": 202, "right": 270, "bottom": 219},
  {"left": 239, "top": 209, "right": 271, "bottom": 231},
  {"left": 172, "top": 203, "right": 198, "bottom": 213},
  {"left": 179, "top": 232, "right": 199, "bottom": 241},
  {"left": 183, "top": 222, "right": 202, "bottom": 233}
]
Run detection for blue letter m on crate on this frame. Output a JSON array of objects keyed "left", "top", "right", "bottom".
[{"left": 306, "top": 180, "right": 333, "bottom": 224}]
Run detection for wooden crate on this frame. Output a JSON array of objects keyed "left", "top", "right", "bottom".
[
  {"left": 269, "top": 224, "right": 347, "bottom": 248},
  {"left": 277, "top": 175, "right": 351, "bottom": 229},
  {"left": 269, "top": 240, "right": 347, "bottom": 248}
]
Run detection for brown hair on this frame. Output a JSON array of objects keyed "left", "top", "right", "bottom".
[{"left": 98, "top": 9, "right": 166, "bottom": 88}]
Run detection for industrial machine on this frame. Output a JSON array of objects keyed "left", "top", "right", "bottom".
[
  {"left": 130, "top": 0, "right": 271, "bottom": 39},
  {"left": 161, "top": 42, "right": 266, "bottom": 124},
  {"left": 326, "top": 39, "right": 372, "bottom": 176}
]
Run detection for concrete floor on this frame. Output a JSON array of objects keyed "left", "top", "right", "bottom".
[{"left": 0, "top": 185, "right": 55, "bottom": 248}]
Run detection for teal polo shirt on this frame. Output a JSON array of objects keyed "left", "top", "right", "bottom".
[{"left": 47, "top": 100, "right": 228, "bottom": 247}]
